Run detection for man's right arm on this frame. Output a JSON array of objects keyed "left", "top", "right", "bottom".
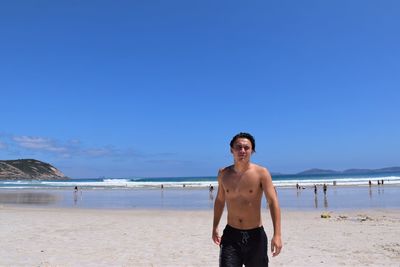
[
  {"left": 261, "top": 167, "right": 282, "bottom": 256},
  {"left": 212, "top": 169, "right": 225, "bottom": 245}
]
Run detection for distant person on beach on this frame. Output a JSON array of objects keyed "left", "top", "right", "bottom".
[
  {"left": 323, "top": 184, "right": 327, "bottom": 195},
  {"left": 212, "top": 132, "right": 282, "bottom": 266},
  {"left": 209, "top": 184, "right": 215, "bottom": 201},
  {"left": 314, "top": 184, "right": 317, "bottom": 195},
  {"left": 369, "top": 180, "right": 372, "bottom": 186},
  {"left": 73, "top": 186, "right": 79, "bottom": 205}
]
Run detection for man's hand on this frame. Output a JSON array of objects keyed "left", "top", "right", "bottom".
[
  {"left": 212, "top": 228, "right": 221, "bottom": 245},
  {"left": 271, "top": 235, "right": 282, "bottom": 256}
]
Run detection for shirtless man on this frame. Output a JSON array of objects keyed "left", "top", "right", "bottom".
[{"left": 212, "top": 132, "right": 282, "bottom": 267}]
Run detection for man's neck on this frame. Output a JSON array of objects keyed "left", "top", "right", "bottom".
[{"left": 233, "top": 161, "right": 251, "bottom": 174}]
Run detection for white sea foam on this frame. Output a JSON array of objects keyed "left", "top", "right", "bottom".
[
  {"left": 0, "top": 175, "right": 399, "bottom": 189},
  {"left": 273, "top": 176, "right": 400, "bottom": 188}
]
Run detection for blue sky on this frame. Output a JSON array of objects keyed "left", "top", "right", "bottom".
[{"left": 1, "top": 0, "right": 399, "bottom": 178}]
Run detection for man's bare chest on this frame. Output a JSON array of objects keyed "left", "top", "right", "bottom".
[{"left": 222, "top": 175, "right": 262, "bottom": 197}]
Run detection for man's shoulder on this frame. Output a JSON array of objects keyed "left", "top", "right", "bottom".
[
  {"left": 250, "top": 164, "right": 272, "bottom": 180},
  {"left": 218, "top": 165, "right": 233, "bottom": 175},
  {"left": 251, "top": 163, "right": 270, "bottom": 172}
]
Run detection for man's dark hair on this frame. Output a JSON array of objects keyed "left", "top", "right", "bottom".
[{"left": 230, "top": 132, "right": 256, "bottom": 152}]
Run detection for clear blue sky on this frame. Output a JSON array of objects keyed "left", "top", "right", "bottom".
[{"left": 1, "top": 1, "right": 399, "bottom": 178}]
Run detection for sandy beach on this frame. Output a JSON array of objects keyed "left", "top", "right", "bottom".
[{"left": 1, "top": 207, "right": 399, "bottom": 267}]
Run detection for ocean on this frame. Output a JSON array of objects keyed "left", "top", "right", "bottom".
[
  {"left": 1, "top": 172, "right": 400, "bottom": 190},
  {"left": 0, "top": 172, "right": 399, "bottom": 210}
]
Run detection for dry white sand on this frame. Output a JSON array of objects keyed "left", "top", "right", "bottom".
[{"left": 0, "top": 206, "right": 399, "bottom": 267}]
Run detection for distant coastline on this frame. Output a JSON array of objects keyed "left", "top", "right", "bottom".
[
  {"left": 1, "top": 158, "right": 399, "bottom": 180},
  {"left": 295, "top": 167, "right": 400, "bottom": 176}
]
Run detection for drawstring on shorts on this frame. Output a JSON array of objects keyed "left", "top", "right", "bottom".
[{"left": 240, "top": 231, "right": 250, "bottom": 245}]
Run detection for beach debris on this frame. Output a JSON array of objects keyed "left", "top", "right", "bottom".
[
  {"left": 358, "top": 216, "right": 373, "bottom": 222},
  {"left": 356, "top": 214, "right": 373, "bottom": 222},
  {"left": 321, "top": 213, "right": 331, "bottom": 219},
  {"left": 382, "top": 243, "right": 400, "bottom": 256}
]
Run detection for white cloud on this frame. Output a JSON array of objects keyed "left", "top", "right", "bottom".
[
  {"left": 83, "top": 148, "right": 112, "bottom": 157},
  {"left": 12, "top": 136, "right": 68, "bottom": 153},
  {"left": 10, "top": 135, "right": 140, "bottom": 159}
]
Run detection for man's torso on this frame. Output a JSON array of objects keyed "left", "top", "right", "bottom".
[{"left": 220, "top": 164, "right": 265, "bottom": 229}]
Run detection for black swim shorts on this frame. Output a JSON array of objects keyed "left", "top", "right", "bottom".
[{"left": 219, "top": 224, "right": 269, "bottom": 267}]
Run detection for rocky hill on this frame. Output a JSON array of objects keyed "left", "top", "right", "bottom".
[
  {"left": 0, "top": 159, "right": 68, "bottom": 180},
  {"left": 342, "top": 167, "right": 400, "bottom": 174},
  {"left": 297, "top": 168, "right": 339, "bottom": 175}
]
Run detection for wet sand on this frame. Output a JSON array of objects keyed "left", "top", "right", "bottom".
[{"left": 1, "top": 184, "right": 399, "bottom": 210}]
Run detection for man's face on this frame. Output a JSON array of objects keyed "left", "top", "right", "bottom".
[{"left": 231, "top": 138, "right": 253, "bottom": 162}]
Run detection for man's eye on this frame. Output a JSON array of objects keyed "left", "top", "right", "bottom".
[{"left": 235, "top": 146, "right": 250, "bottom": 150}]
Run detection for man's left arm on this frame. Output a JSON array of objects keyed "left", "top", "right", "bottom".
[{"left": 261, "top": 167, "right": 282, "bottom": 257}]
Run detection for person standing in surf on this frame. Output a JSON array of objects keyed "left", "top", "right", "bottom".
[{"left": 212, "top": 132, "right": 282, "bottom": 266}]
